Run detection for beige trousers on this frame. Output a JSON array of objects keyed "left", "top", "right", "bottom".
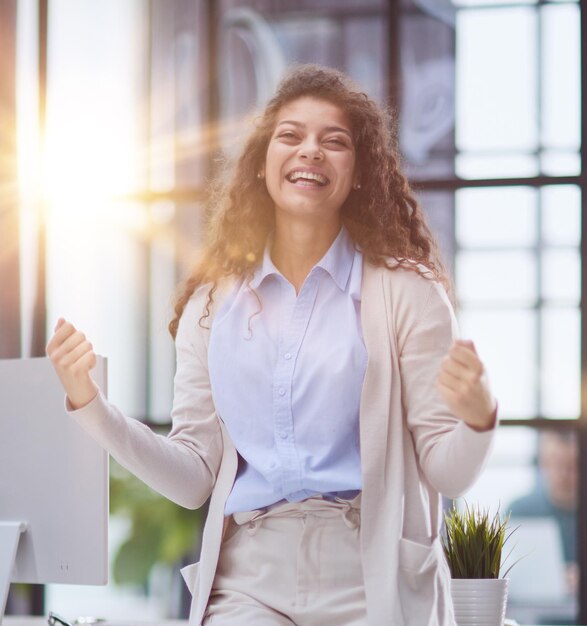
[{"left": 203, "top": 495, "right": 366, "bottom": 625}]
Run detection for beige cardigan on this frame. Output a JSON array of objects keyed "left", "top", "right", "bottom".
[{"left": 69, "top": 261, "right": 496, "bottom": 625}]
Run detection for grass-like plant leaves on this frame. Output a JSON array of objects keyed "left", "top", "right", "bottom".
[{"left": 442, "top": 502, "right": 515, "bottom": 579}]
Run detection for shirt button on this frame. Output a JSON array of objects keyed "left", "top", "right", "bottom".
[
  {"left": 284, "top": 352, "right": 292, "bottom": 360},
  {"left": 278, "top": 387, "right": 286, "bottom": 396},
  {"left": 280, "top": 430, "right": 288, "bottom": 439}
]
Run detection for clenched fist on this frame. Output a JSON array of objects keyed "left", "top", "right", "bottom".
[
  {"left": 436, "top": 339, "right": 497, "bottom": 432},
  {"left": 46, "top": 318, "right": 99, "bottom": 410}
]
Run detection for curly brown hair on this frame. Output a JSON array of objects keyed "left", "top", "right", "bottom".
[{"left": 169, "top": 64, "right": 449, "bottom": 339}]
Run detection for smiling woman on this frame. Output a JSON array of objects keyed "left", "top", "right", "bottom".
[
  {"left": 167, "top": 63, "right": 452, "bottom": 325},
  {"left": 46, "top": 64, "right": 498, "bottom": 626},
  {"left": 262, "top": 96, "right": 358, "bottom": 291},
  {"left": 264, "top": 97, "right": 357, "bottom": 233}
]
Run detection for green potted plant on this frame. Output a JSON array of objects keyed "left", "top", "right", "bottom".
[
  {"left": 442, "top": 502, "right": 515, "bottom": 626},
  {"left": 109, "top": 459, "right": 204, "bottom": 596}
]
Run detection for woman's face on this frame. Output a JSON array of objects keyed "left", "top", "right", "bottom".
[{"left": 263, "top": 96, "right": 357, "bottom": 226}]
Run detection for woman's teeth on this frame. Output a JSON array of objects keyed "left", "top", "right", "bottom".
[{"left": 286, "top": 171, "right": 329, "bottom": 186}]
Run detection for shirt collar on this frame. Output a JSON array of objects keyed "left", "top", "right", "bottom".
[
  {"left": 315, "top": 226, "right": 355, "bottom": 291},
  {"left": 249, "top": 243, "right": 281, "bottom": 289},
  {"left": 249, "top": 226, "right": 355, "bottom": 292}
]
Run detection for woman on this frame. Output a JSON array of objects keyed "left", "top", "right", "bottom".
[{"left": 47, "top": 65, "right": 497, "bottom": 625}]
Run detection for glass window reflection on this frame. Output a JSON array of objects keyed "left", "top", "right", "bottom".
[
  {"left": 541, "top": 186, "right": 581, "bottom": 246},
  {"left": 456, "top": 8, "right": 538, "bottom": 154},
  {"left": 458, "top": 309, "right": 537, "bottom": 419},
  {"left": 456, "top": 251, "right": 537, "bottom": 305},
  {"left": 541, "top": 4, "right": 580, "bottom": 150},
  {"left": 456, "top": 187, "right": 537, "bottom": 248},
  {"left": 541, "top": 308, "right": 581, "bottom": 419}
]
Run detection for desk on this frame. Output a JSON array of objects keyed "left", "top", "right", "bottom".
[{"left": 508, "top": 599, "right": 578, "bottom": 626}]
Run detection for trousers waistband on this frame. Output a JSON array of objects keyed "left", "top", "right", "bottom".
[{"left": 232, "top": 493, "right": 361, "bottom": 532}]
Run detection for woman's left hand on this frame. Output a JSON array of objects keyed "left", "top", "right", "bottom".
[{"left": 436, "top": 339, "right": 497, "bottom": 432}]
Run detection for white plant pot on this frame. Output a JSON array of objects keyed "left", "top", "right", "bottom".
[{"left": 450, "top": 578, "right": 509, "bottom": 626}]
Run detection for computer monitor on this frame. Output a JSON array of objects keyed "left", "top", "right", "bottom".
[
  {"left": 507, "top": 516, "right": 568, "bottom": 602},
  {"left": 0, "top": 356, "right": 109, "bottom": 618}
]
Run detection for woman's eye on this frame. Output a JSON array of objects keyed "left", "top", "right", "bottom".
[
  {"left": 278, "top": 131, "right": 297, "bottom": 140},
  {"left": 326, "top": 137, "right": 347, "bottom": 147}
]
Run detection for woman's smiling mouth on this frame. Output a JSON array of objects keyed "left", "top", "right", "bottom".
[{"left": 286, "top": 170, "right": 330, "bottom": 187}]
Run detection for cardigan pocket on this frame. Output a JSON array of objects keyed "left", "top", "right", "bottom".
[
  {"left": 398, "top": 537, "right": 454, "bottom": 626},
  {"left": 180, "top": 561, "right": 201, "bottom": 596},
  {"left": 399, "top": 536, "right": 442, "bottom": 586}
]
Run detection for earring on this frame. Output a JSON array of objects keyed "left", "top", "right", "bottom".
[
  {"left": 354, "top": 183, "right": 361, "bottom": 190},
  {"left": 257, "top": 172, "right": 264, "bottom": 180}
]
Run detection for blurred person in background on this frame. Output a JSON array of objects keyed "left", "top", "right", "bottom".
[{"left": 510, "top": 430, "right": 578, "bottom": 594}]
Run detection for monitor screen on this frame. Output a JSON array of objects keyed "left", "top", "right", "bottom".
[
  {"left": 0, "top": 356, "right": 108, "bottom": 615},
  {"left": 507, "top": 516, "right": 568, "bottom": 602}
]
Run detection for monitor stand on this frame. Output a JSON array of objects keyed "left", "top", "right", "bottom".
[{"left": 0, "top": 522, "right": 27, "bottom": 617}]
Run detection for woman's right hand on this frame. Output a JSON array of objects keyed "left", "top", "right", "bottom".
[{"left": 46, "top": 318, "right": 99, "bottom": 410}]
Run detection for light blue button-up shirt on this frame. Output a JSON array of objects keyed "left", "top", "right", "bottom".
[{"left": 208, "top": 227, "right": 367, "bottom": 515}]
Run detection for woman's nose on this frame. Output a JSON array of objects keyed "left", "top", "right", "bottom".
[{"left": 298, "top": 138, "right": 323, "bottom": 161}]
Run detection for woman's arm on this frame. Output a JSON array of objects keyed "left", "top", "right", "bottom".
[
  {"left": 398, "top": 278, "right": 497, "bottom": 499},
  {"left": 46, "top": 293, "right": 222, "bottom": 509}
]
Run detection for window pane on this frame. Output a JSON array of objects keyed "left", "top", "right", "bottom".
[
  {"left": 541, "top": 150, "right": 581, "bottom": 177},
  {"left": 455, "top": 153, "right": 539, "bottom": 179},
  {"left": 456, "top": 187, "right": 537, "bottom": 247},
  {"left": 344, "top": 18, "right": 388, "bottom": 105},
  {"left": 399, "top": 7, "right": 456, "bottom": 180},
  {"left": 456, "top": 251, "right": 537, "bottom": 305},
  {"left": 47, "top": 200, "right": 149, "bottom": 416},
  {"left": 541, "top": 308, "right": 581, "bottom": 418},
  {"left": 46, "top": 0, "right": 145, "bottom": 198},
  {"left": 541, "top": 4, "right": 580, "bottom": 150},
  {"left": 458, "top": 309, "right": 537, "bottom": 418},
  {"left": 541, "top": 185, "right": 581, "bottom": 246},
  {"left": 541, "top": 249, "right": 580, "bottom": 304},
  {"left": 175, "top": 30, "right": 207, "bottom": 186},
  {"left": 456, "top": 8, "right": 537, "bottom": 152},
  {"left": 46, "top": 0, "right": 147, "bottom": 415}
]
